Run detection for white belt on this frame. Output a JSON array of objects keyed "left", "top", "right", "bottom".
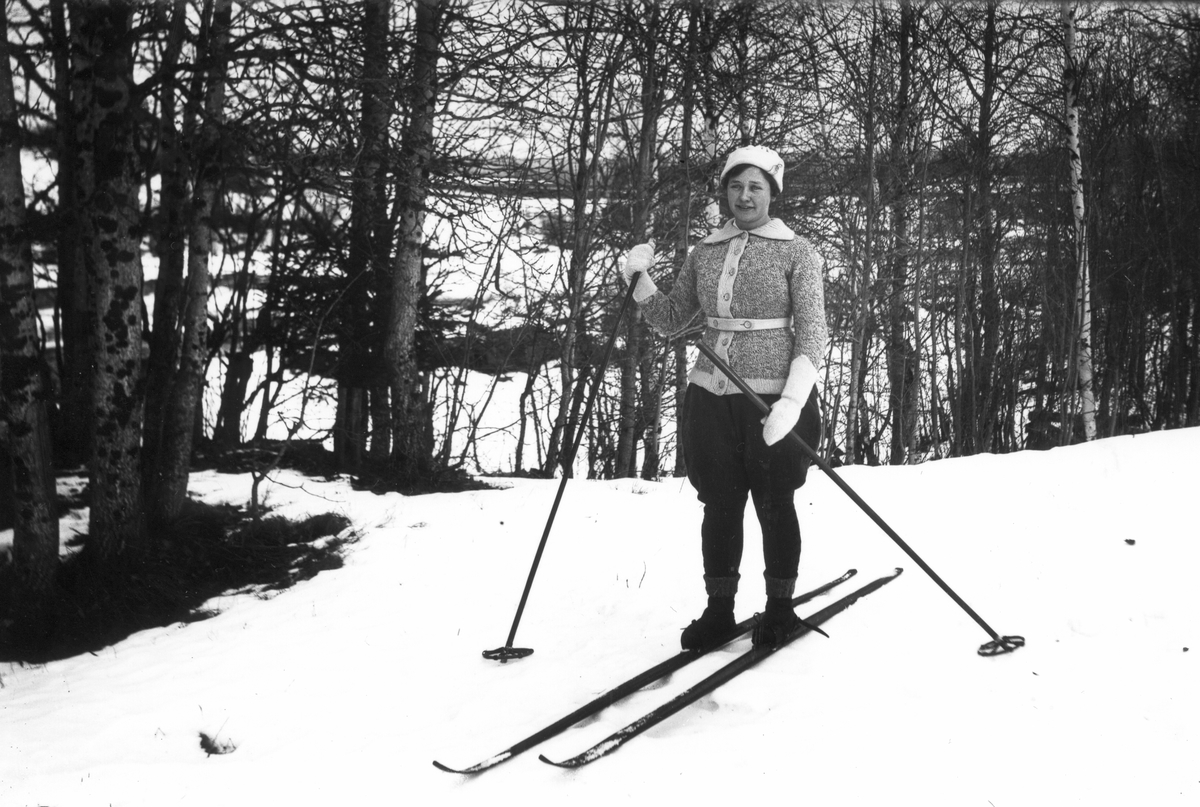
[{"left": 706, "top": 316, "right": 790, "bottom": 332}]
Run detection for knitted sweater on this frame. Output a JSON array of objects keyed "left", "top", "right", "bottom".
[{"left": 636, "top": 218, "right": 828, "bottom": 396}]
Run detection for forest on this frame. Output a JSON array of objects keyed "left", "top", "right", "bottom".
[{"left": 1, "top": 0, "right": 1198, "bottom": 650}]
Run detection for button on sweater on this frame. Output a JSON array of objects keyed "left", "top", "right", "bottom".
[{"left": 635, "top": 218, "right": 828, "bottom": 396}]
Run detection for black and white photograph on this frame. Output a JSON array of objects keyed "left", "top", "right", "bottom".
[{"left": 1, "top": 1, "right": 1197, "bottom": 804}]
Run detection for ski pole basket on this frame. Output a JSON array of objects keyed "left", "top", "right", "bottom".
[{"left": 978, "top": 635, "right": 1026, "bottom": 656}]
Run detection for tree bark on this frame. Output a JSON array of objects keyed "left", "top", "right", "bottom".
[
  {"left": 142, "top": 0, "right": 190, "bottom": 502},
  {"left": 672, "top": 8, "right": 694, "bottom": 480},
  {"left": 77, "top": 1, "right": 146, "bottom": 561},
  {"left": 53, "top": 0, "right": 93, "bottom": 468},
  {"left": 148, "top": 0, "right": 233, "bottom": 528},
  {"left": 544, "top": 4, "right": 622, "bottom": 477},
  {"left": 387, "top": 0, "right": 442, "bottom": 482},
  {"left": 974, "top": 2, "right": 1001, "bottom": 454},
  {"left": 883, "top": 0, "right": 919, "bottom": 465},
  {"left": 1063, "top": 2, "right": 1097, "bottom": 442},
  {"left": 619, "top": 1, "right": 663, "bottom": 479},
  {"left": 848, "top": 9, "right": 880, "bottom": 466},
  {"left": 1, "top": 9, "right": 59, "bottom": 643},
  {"left": 336, "top": 0, "right": 392, "bottom": 471}
]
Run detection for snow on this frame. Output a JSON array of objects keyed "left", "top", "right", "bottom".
[{"left": 3, "top": 429, "right": 1198, "bottom": 806}]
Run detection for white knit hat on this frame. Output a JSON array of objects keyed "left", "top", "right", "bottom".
[{"left": 720, "top": 145, "right": 785, "bottom": 192}]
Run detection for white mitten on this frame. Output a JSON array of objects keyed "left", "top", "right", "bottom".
[
  {"left": 762, "top": 355, "right": 818, "bottom": 446},
  {"left": 621, "top": 241, "right": 660, "bottom": 300}
]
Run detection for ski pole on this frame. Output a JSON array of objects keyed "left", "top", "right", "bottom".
[
  {"left": 484, "top": 274, "right": 642, "bottom": 663},
  {"left": 695, "top": 341, "right": 1024, "bottom": 657}
]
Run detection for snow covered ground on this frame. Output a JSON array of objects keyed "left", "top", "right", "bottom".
[{"left": 2, "top": 428, "right": 1197, "bottom": 806}]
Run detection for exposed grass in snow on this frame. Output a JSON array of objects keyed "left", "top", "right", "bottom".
[{"left": 0, "top": 499, "right": 355, "bottom": 664}]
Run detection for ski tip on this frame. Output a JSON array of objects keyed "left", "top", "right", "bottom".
[
  {"left": 432, "top": 750, "right": 511, "bottom": 774},
  {"left": 539, "top": 751, "right": 587, "bottom": 769}
]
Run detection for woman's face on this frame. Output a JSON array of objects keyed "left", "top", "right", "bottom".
[{"left": 725, "top": 165, "right": 774, "bottom": 230}]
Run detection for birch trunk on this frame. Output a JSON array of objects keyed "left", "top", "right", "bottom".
[
  {"left": 1, "top": 10, "right": 59, "bottom": 641},
  {"left": 387, "top": 0, "right": 442, "bottom": 481},
  {"left": 78, "top": 1, "right": 146, "bottom": 561},
  {"left": 1063, "top": 2, "right": 1097, "bottom": 442}
]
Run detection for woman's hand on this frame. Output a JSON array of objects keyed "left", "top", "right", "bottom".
[
  {"left": 762, "top": 398, "right": 804, "bottom": 447},
  {"left": 620, "top": 241, "right": 659, "bottom": 301},
  {"left": 621, "top": 241, "right": 656, "bottom": 284},
  {"left": 762, "top": 355, "right": 818, "bottom": 446}
]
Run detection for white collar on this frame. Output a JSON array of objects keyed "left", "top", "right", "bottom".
[{"left": 702, "top": 218, "right": 795, "bottom": 244}]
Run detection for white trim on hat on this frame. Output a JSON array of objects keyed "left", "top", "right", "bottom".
[{"left": 720, "top": 145, "right": 785, "bottom": 192}]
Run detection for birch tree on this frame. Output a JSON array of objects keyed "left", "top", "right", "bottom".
[
  {"left": 387, "top": 0, "right": 444, "bottom": 482},
  {"left": 1062, "top": 1, "right": 1097, "bottom": 442},
  {"left": 72, "top": 1, "right": 147, "bottom": 561},
  {"left": 1, "top": 7, "right": 59, "bottom": 644}
]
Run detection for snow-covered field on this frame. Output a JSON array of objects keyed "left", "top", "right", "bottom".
[{"left": 2, "top": 428, "right": 1197, "bottom": 806}]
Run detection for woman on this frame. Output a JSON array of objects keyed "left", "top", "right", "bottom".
[{"left": 621, "top": 145, "right": 828, "bottom": 649}]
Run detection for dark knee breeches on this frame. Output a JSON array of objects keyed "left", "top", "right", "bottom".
[{"left": 680, "top": 384, "right": 821, "bottom": 584}]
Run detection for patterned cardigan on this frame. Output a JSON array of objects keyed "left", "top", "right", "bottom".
[{"left": 635, "top": 218, "right": 828, "bottom": 396}]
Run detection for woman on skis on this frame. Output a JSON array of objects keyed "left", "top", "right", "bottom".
[{"left": 620, "top": 145, "right": 828, "bottom": 650}]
